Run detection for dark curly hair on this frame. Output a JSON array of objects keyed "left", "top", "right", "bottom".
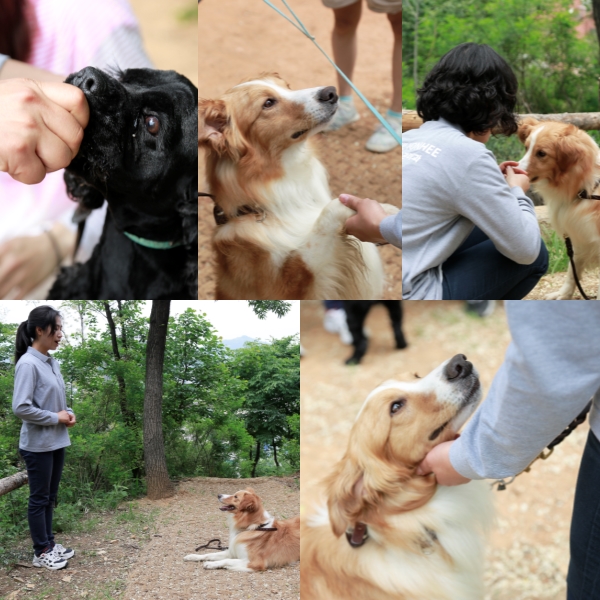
[{"left": 416, "top": 43, "right": 518, "bottom": 136}]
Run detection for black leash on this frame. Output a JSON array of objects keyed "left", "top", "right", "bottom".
[
  {"left": 564, "top": 237, "right": 590, "bottom": 300},
  {"left": 493, "top": 400, "right": 593, "bottom": 491},
  {"left": 195, "top": 539, "right": 227, "bottom": 551},
  {"left": 560, "top": 187, "right": 600, "bottom": 301}
]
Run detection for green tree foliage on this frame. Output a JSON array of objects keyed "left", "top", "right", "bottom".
[
  {"left": 403, "top": 0, "right": 600, "bottom": 114},
  {"left": 232, "top": 336, "right": 300, "bottom": 476},
  {"left": 247, "top": 300, "right": 292, "bottom": 319},
  {"left": 0, "top": 303, "right": 299, "bottom": 565}
]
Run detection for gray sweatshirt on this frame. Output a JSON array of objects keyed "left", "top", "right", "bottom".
[
  {"left": 12, "top": 347, "right": 72, "bottom": 452},
  {"left": 402, "top": 119, "right": 541, "bottom": 299},
  {"left": 450, "top": 302, "right": 600, "bottom": 480},
  {"left": 381, "top": 211, "right": 402, "bottom": 248}
]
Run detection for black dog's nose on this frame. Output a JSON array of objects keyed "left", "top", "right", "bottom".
[
  {"left": 444, "top": 354, "right": 472, "bottom": 380},
  {"left": 217, "top": 494, "right": 224, "bottom": 500},
  {"left": 68, "top": 67, "right": 106, "bottom": 95},
  {"left": 317, "top": 86, "right": 338, "bottom": 104}
]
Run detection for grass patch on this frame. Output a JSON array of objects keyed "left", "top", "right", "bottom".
[
  {"left": 177, "top": 3, "right": 197, "bottom": 23},
  {"left": 541, "top": 225, "right": 569, "bottom": 274}
]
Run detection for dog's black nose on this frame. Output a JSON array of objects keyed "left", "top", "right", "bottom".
[
  {"left": 68, "top": 67, "right": 106, "bottom": 95},
  {"left": 444, "top": 354, "right": 472, "bottom": 380},
  {"left": 317, "top": 86, "right": 338, "bottom": 104}
]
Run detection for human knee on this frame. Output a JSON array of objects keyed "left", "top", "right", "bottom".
[{"left": 333, "top": 4, "right": 361, "bottom": 35}]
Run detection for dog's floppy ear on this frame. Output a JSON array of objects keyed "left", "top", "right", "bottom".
[
  {"left": 199, "top": 99, "right": 228, "bottom": 153},
  {"left": 555, "top": 128, "right": 597, "bottom": 197},
  {"left": 517, "top": 117, "right": 539, "bottom": 143},
  {"left": 239, "top": 493, "right": 257, "bottom": 513}
]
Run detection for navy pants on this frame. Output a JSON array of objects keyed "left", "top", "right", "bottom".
[
  {"left": 567, "top": 430, "right": 600, "bottom": 599},
  {"left": 19, "top": 448, "right": 65, "bottom": 555},
  {"left": 442, "top": 227, "right": 548, "bottom": 300}
]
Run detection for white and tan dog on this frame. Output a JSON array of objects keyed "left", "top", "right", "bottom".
[
  {"left": 518, "top": 117, "right": 600, "bottom": 299},
  {"left": 184, "top": 488, "right": 299, "bottom": 572},
  {"left": 301, "top": 355, "right": 494, "bottom": 600},
  {"left": 199, "top": 73, "right": 398, "bottom": 299}
]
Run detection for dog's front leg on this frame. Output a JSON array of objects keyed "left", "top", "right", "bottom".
[
  {"left": 546, "top": 255, "right": 580, "bottom": 300},
  {"left": 183, "top": 549, "right": 230, "bottom": 562},
  {"left": 203, "top": 558, "right": 253, "bottom": 572}
]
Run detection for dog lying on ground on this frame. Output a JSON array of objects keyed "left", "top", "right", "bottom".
[
  {"left": 48, "top": 67, "right": 198, "bottom": 299},
  {"left": 301, "top": 355, "right": 493, "bottom": 600},
  {"left": 184, "top": 488, "right": 300, "bottom": 571},
  {"left": 517, "top": 117, "right": 600, "bottom": 299},
  {"left": 198, "top": 73, "right": 399, "bottom": 299}
]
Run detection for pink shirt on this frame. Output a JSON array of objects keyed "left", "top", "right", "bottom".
[{"left": 0, "top": 0, "right": 152, "bottom": 244}]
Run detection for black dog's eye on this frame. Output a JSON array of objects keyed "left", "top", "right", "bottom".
[
  {"left": 390, "top": 399, "right": 405, "bottom": 414},
  {"left": 536, "top": 149, "right": 546, "bottom": 158},
  {"left": 145, "top": 116, "right": 160, "bottom": 135},
  {"left": 263, "top": 98, "right": 277, "bottom": 109}
]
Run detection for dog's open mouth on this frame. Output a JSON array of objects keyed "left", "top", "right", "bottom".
[
  {"left": 219, "top": 505, "right": 236, "bottom": 512},
  {"left": 291, "top": 129, "right": 308, "bottom": 139}
]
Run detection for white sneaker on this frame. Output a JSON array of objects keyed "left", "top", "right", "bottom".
[
  {"left": 365, "top": 114, "right": 402, "bottom": 153},
  {"left": 324, "top": 100, "right": 360, "bottom": 131},
  {"left": 53, "top": 542, "right": 75, "bottom": 560},
  {"left": 323, "top": 309, "right": 353, "bottom": 345},
  {"left": 32, "top": 548, "right": 68, "bottom": 570}
]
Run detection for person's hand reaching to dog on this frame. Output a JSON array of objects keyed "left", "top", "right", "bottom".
[
  {"left": 339, "top": 194, "right": 388, "bottom": 244},
  {"left": 0, "top": 79, "right": 89, "bottom": 184},
  {"left": 416, "top": 438, "right": 471, "bottom": 486},
  {"left": 499, "top": 161, "right": 530, "bottom": 192}
]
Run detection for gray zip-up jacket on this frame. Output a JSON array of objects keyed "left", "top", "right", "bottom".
[
  {"left": 12, "top": 347, "right": 72, "bottom": 452},
  {"left": 450, "top": 302, "right": 600, "bottom": 480},
  {"left": 402, "top": 119, "right": 541, "bottom": 299}
]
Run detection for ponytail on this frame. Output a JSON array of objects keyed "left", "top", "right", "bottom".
[{"left": 14, "top": 305, "right": 61, "bottom": 364}]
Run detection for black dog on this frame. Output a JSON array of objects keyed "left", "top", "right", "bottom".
[
  {"left": 48, "top": 67, "right": 198, "bottom": 299},
  {"left": 344, "top": 301, "right": 407, "bottom": 365}
]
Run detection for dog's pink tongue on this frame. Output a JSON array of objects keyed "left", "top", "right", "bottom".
[{"left": 350, "top": 522, "right": 367, "bottom": 546}]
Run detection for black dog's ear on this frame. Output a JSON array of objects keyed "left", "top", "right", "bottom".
[
  {"left": 176, "top": 177, "right": 198, "bottom": 298},
  {"left": 64, "top": 171, "right": 105, "bottom": 212}
]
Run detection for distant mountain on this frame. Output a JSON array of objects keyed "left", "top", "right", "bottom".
[{"left": 223, "top": 335, "right": 256, "bottom": 349}]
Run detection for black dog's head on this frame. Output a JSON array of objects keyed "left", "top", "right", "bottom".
[{"left": 65, "top": 67, "right": 198, "bottom": 242}]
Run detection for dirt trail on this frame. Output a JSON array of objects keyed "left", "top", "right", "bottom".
[
  {"left": 198, "top": 0, "right": 401, "bottom": 299},
  {"left": 525, "top": 271, "right": 597, "bottom": 300},
  {"left": 300, "top": 300, "right": 583, "bottom": 600}
]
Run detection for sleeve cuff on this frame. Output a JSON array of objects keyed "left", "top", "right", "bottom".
[
  {"left": 380, "top": 213, "right": 402, "bottom": 248},
  {"left": 449, "top": 438, "right": 483, "bottom": 480}
]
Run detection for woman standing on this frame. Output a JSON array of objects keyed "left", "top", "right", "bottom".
[{"left": 12, "top": 305, "right": 76, "bottom": 570}]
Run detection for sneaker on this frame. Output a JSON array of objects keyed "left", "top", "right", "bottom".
[
  {"left": 323, "top": 309, "right": 353, "bottom": 345},
  {"left": 324, "top": 100, "right": 360, "bottom": 131},
  {"left": 53, "top": 542, "right": 75, "bottom": 560},
  {"left": 32, "top": 547, "right": 68, "bottom": 570},
  {"left": 365, "top": 114, "right": 402, "bottom": 153}
]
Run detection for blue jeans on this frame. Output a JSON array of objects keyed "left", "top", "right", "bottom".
[
  {"left": 567, "top": 430, "right": 600, "bottom": 599},
  {"left": 19, "top": 448, "right": 65, "bottom": 555},
  {"left": 441, "top": 227, "right": 548, "bottom": 300}
]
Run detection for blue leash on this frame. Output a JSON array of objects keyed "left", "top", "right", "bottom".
[{"left": 262, "top": 0, "right": 401, "bottom": 146}]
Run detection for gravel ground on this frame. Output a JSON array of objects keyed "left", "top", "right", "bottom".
[
  {"left": 300, "top": 300, "right": 582, "bottom": 600},
  {"left": 123, "top": 477, "right": 299, "bottom": 600},
  {"left": 525, "top": 271, "right": 598, "bottom": 300}
]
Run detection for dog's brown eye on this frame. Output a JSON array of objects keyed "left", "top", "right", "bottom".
[
  {"left": 536, "top": 150, "right": 546, "bottom": 158},
  {"left": 145, "top": 116, "right": 160, "bottom": 135},
  {"left": 263, "top": 98, "right": 277, "bottom": 109},
  {"left": 390, "top": 399, "right": 405, "bottom": 414}
]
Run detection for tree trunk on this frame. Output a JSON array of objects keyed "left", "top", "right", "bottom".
[
  {"left": 272, "top": 438, "right": 280, "bottom": 467},
  {"left": 401, "top": 110, "right": 600, "bottom": 133},
  {"left": 104, "top": 301, "right": 135, "bottom": 428},
  {"left": 0, "top": 471, "right": 28, "bottom": 497},
  {"left": 251, "top": 440, "right": 260, "bottom": 477},
  {"left": 592, "top": 0, "right": 600, "bottom": 57},
  {"left": 143, "top": 301, "right": 174, "bottom": 500}
]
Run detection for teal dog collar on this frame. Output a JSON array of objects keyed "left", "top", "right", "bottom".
[{"left": 123, "top": 231, "right": 183, "bottom": 249}]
